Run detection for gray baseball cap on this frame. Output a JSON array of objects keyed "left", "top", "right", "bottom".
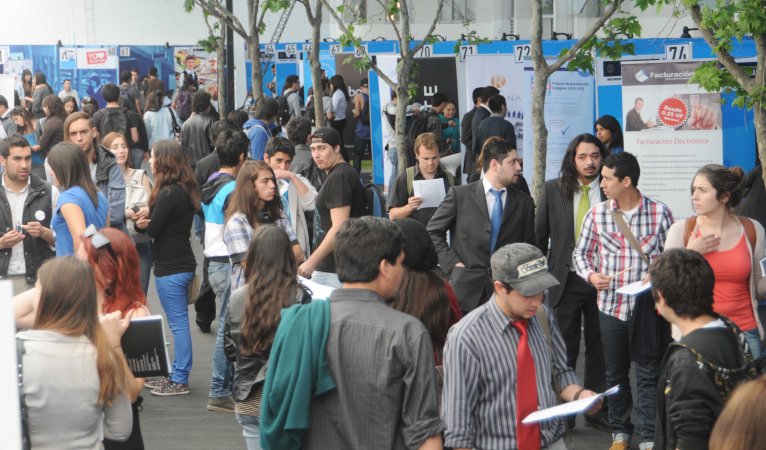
[{"left": 491, "top": 243, "right": 560, "bottom": 296}]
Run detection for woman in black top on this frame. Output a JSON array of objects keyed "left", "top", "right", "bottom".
[
  {"left": 31, "top": 72, "right": 53, "bottom": 119},
  {"left": 136, "top": 139, "right": 200, "bottom": 396}
]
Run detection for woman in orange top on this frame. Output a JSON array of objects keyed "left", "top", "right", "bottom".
[{"left": 665, "top": 164, "right": 766, "bottom": 357}]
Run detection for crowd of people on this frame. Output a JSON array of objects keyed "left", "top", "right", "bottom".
[{"left": 3, "top": 65, "right": 766, "bottom": 450}]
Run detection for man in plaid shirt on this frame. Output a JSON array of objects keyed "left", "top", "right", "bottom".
[{"left": 573, "top": 152, "right": 674, "bottom": 450}]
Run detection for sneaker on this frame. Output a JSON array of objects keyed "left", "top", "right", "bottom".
[
  {"left": 150, "top": 381, "right": 190, "bottom": 396},
  {"left": 207, "top": 396, "right": 235, "bottom": 412},
  {"left": 609, "top": 441, "right": 630, "bottom": 450},
  {"left": 144, "top": 377, "right": 169, "bottom": 390},
  {"left": 196, "top": 320, "right": 212, "bottom": 334}
]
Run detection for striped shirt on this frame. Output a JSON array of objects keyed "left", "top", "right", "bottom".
[
  {"left": 573, "top": 194, "right": 674, "bottom": 320},
  {"left": 442, "top": 297, "right": 579, "bottom": 450}
]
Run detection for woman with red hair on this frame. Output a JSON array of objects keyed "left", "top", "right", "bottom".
[{"left": 78, "top": 225, "right": 149, "bottom": 449}]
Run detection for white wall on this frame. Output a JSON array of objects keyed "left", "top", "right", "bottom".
[{"left": 0, "top": 0, "right": 702, "bottom": 103}]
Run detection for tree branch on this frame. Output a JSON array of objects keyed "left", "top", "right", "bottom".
[
  {"left": 530, "top": 0, "right": 549, "bottom": 74},
  {"left": 192, "top": 0, "right": 247, "bottom": 39},
  {"left": 410, "top": 0, "right": 445, "bottom": 56},
  {"left": 686, "top": 4, "right": 754, "bottom": 93},
  {"left": 373, "top": 0, "right": 403, "bottom": 44},
  {"left": 547, "top": 1, "right": 620, "bottom": 75}
]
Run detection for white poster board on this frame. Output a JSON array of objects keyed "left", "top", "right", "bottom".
[
  {"left": 0, "top": 74, "right": 16, "bottom": 107},
  {"left": 0, "top": 281, "right": 22, "bottom": 450},
  {"left": 621, "top": 60, "right": 722, "bottom": 219}
]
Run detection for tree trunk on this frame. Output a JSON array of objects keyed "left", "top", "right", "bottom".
[
  {"left": 310, "top": 6, "right": 324, "bottom": 127},
  {"left": 395, "top": 76, "right": 410, "bottom": 173},
  {"left": 217, "top": 21, "right": 226, "bottom": 117},
  {"left": 249, "top": 38, "right": 263, "bottom": 100},
  {"left": 530, "top": 72, "right": 550, "bottom": 200},
  {"left": 755, "top": 106, "right": 766, "bottom": 186}
]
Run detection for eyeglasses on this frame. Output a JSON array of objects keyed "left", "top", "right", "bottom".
[{"left": 82, "top": 224, "right": 117, "bottom": 260}]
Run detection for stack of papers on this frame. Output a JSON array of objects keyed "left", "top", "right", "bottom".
[{"left": 523, "top": 386, "right": 619, "bottom": 424}]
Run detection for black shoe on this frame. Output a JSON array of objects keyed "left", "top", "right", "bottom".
[
  {"left": 196, "top": 320, "right": 211, "bottom": 333},
  {"left": 584, "top": 415, "right": 611, "bottom": 432}
]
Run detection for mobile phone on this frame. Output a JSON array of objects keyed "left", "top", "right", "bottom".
[{"left": 132, "top": 205, "right": 141, "bottom": 213}]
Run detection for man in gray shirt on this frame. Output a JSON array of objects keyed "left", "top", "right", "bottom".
[{"left": 303, "top": 217, "right": 444, "bottom": 450}]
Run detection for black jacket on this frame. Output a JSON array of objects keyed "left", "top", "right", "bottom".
[
  {"left": 0, "top": 174, "right": 55, "bottom": 283},
  {"left": 224, "top": 284, "right": 311, "bottom": 401},
  {"left": 655, "top": 316, "right": 743, "bottom": 450}
]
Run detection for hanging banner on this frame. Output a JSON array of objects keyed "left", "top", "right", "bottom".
[
  {"left": 464, "top": 53, "right": 525, "bottom": 158},
  {"left": 172, "top": 46, "right": 217, "bottom": 89},
  {"left": 74, "top": 47, "right": 119, "bottom": 108},
  {"left": 371, "top": 54, "right": 398, "bottom": 188},
  {"left": 522, "top": 63, "right": 596, "bottom": 182},
  {"left": 621, "top": 60, "right": 722, "bottom": 219},
  {"left": 76, "top": 47, "right": 118, "bottom": 69},
  {"left": 409, "top": 57, "right": 459, "bottom": 113}
]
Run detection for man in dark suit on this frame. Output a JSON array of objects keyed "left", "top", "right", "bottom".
[
  {"left": 460, "top": 87, "right": 483, "bottom": 152},
  {"left": 535, "top": 133, "right": 610, "bottom": 430},
  {"left": 183, "top": 54, "right": 200, "bottom": 90},
  {"left": 625, "top": 97, "right": 654, "bottom": 131},
  {"left": 465, "top": 86, "right": 499, "bottom": 177},
  {"left": 428, "top": 139, "right": 536, "bottom": 312},
  {"left": 474, "top": 94, "right": 516, "bottom": 156}
]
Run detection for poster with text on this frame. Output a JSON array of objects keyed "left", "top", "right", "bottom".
[
  {"left": 464, "top": 53, "right": 525, "bottom": 159},
  {"left": 173, "top": 46, "right": 217, "bottom": 90},
  {"left": 522, "top": 63, "right": 595, "bottom": 182},
  {"left": 409, "top": 57, "right": 459, "bottom": 114},
  {"left": 621, "top": 60, "right": 722, "bottom": 219}
]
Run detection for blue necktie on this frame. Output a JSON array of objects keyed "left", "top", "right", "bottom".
[{"left": 489, "top": 188, "right": 504, "bottom": 253}]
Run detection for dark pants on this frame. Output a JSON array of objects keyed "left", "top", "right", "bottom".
[
  {"left": 554, "top": 272, "right": 606, "bottom": 393},
  {"left": 351, "top": 135, "right": 370, "bottom": 174},
  {"left": 194, "top": 256, "right": 217, "bottom": 325},
  {"left": 330, "top": 118, "right": 349, "bottom": 162},
  {"left": 599, "top": 311, "right": 660, "bottom": 444}
]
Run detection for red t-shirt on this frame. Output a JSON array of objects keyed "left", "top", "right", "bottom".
[{"left": 704, "top": 233, "right": 756, "bottom": 331}]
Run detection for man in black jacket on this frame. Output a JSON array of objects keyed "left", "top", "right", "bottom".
[
  {"left": 474, "top": 94, "right": 516, "bottom": 157},
  {"left": 0, "top": 137, "right": 55, "bottom": 293},
  {"left": 460, "top": 87, "right": 483, "bottom": 152},
  {"left": 467, "top": 86, "right": 499, "bottom": 176},
  {"left": 651, "top": 249, "right": 747, "bottom": 450}
]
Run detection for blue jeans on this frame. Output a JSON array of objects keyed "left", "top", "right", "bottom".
[
  {"left": 130, "top": 147, "right": 145, "bottom": 171},
  {"left": 135, "top": 242, "right": 152, "bottom": 295},
  {"left": 311, "top": 271, "right": 341, "bottom": 289},
  {"left": 236, "top": 413, "right": 261, "bottom": 450},
  {"left": 208, "top": 261, "right": 233, "bottom": 398},
  {"left": 743, "top": 328, "right": 762, "bottom": 359},
  {"left": 599, "top": 311, "right": 659, "bottom": 445},
  {"left": 155, "top": 271, "right": 194, "bottom": 384}
]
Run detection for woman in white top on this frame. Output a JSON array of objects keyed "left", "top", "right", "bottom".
[
  {"left": 329, "top": 74, "right": 350, "bottom": 160},
  {"left": 14, "top": 257, "right": 133, "bottom": 450},
  {"left": 143, "top": 90, "right": 175, "bottom": 146}
]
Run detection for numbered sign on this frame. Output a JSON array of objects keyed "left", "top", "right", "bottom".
[
  {"left": 354, "top": 44, "right": 369, "bottom": 58},
  {"left": 414, "top": 44, "right": 433, "bottom": 59},
  {"left": 265, "top": 44, "right": 276, "bottom": 54},
  {"left": 665, "top": 43, "right": 691, "bottom": 61},
  {"left": 119, "top": 47, "right": 131, "bottom": 57},
  {"left": 285, "top": 43, "right": 297, "bottom": 55},
  {"left": 459, "top": 45, "right": 477, "bottom": 62},
  {"left": 302, "top": 43, "right": 313, "bottom": 54},
  {"left": 514, "top": 44, "right": 531, "bottom": 63},
  {"left": 330, "top": 44, "right": 341, "bottom": 55}
]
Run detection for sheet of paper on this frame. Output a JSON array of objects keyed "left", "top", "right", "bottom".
[
  {"left": 615, "top": 280, "right": 652, "bottom": 296},
  {"left": 299, "top": 276, "right": 335, "bottom": 301},
  {"left": 523, "top": 385, "right": 619, "bottom": 424},
  {"left": 413, "top": 179, "right": 446, "bottom": 209}
]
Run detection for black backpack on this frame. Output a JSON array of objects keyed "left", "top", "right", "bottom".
[
  {"left": 404, "top": 110, "right": 440, "bottom": 164},
  {"left": 97, "top": 108, "right": 128, "bottom": 139},
  {"left": 671, "top": 315, "right": 766, "bottom": 403},
  {"left": 276, "top": 95, "right": 291, "bottom": 127},
  {"left": 119, "top": 84, "right": 135, "bottom": 112},
  {"left": 360, "top": 93, "right": 370, "bottom": 126},
  {"left": 303, "top": 95, "right": 316, "bottom": 125},
  {"left": 362, "top": 182, "right": 387, "bottom": 218},
  {"left": 176, "top": 90, "right": 193, "bottom": 121}
]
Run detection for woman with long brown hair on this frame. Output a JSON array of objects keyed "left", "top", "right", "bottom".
[
  {"left": 102, "top": 132, "right": 153, "bottom": 294},
  {"left": 16, "top": 69, "right": 33, "bottom": 109},
  {"left": 48, "top": 142, "right": 109, "bottom": 256},
  {"left": 31, "top": 72, "right": 54, "bottom": 118},
  {"left": 135, "top": 139, "right": 199, "bottom": 396},
  {"left": 224, "top": 225, "right": 310, "bottom": 449},
  {"left": 15, "top": 257, "right": 133, "bottom": 448},
  {"left": 38, "top": 94, "right": 66, "bottom": 177},
  {"left": 709, "top": 375, "right": 766, "bottom": 450},
  {"left": 10, "top": 106, "right": 44, "bottom": 177},
  {"left": 224, "top": 160, "right": 301, "bottom": 291}
]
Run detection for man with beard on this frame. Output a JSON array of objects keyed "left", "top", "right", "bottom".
[
  {"left": 535, "top": 133, "right": 610, "bottom": 430},
  {"left": 428, "top": 138, "right": 536, "bottom": 312},
  {"left": 0, "top": 136, "right": 55, "bottom": 293}
]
